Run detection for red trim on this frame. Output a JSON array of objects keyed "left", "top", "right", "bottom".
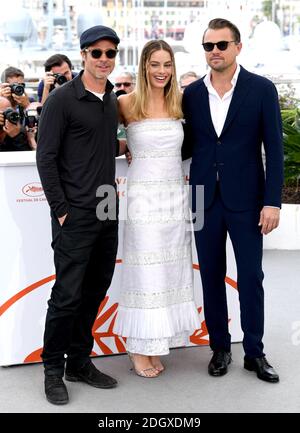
[
  {"left": 0, "top": 259, "right": 237, "bottom": 319},
  {"left": 0, "top": 275, "right": 56, "bottom": 317}
]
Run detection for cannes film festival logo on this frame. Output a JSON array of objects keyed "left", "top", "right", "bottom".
[{"left": 22, "top": 182, "right": 44, "bottom": 197}]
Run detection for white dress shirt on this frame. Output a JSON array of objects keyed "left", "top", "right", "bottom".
[{"left": 203, "top": 64, "right": 240, "bottom": 137}]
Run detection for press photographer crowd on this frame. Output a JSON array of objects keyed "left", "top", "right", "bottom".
[
  {"left": 0, "top": 55, "right": 74, "bottom": 152},
  {"left": 0, "top": 53, "right": 196, "bottom": 152}
]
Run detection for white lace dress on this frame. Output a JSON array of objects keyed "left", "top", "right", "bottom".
[{"left": 113, "top": 118, "right": 200, "bottom": 355}]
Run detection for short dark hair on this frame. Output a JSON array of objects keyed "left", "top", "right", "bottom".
[
  {"left": 44, "top": 54, "right": 73, "bottom": 72},
  {"left": 1, "top": 66, "right": 24, "bottom": 83},
  {"left": 203, "top": 18, "right": 241, "bottom": 44}
]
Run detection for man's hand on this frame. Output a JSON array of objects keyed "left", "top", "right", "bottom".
[
  {"left": 258, "top": 207, "right": 280, "bottom": 235},
  {"left": 117, "top": 139, "right": 132, "bottom": 164},
  {"left": 26, "top": 125, "right": 38, "bottom": 150},
  {"left": 118, "top": 139, "right": 127, "bottom": 156},
  {"left": 43, "top": 72, "right": 56, "bottom": 90},
  {"left": 125, "top": 149, "right": 132, "bottom": 165},
  {"left": 41, "top": 73, "right": 57, "bottom": 104},
  {"left": 3, "top": 120, "right": 21, "bottom": 138},
  {"left": 0, "top": 83, "right": 12, "bottom": 99},
  {"left": 12, "top": 93, "right": 30, "bottom": 109},
  {"left": 58, "top": 213, "right": 68, "bottom": 226},
  {"left": 0, "top": 83, "right": 30, "bottom": 108}
]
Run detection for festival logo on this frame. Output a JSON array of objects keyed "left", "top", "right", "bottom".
[{"left": 22, "top": 182, "right": 44, "bottom": 197}]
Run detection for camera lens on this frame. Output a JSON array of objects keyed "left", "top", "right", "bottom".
[
  {"left": 3, "top": 108, "right": 20, "bottom": 125},
  {"left": 53, "top": 74, "right": 67, "bottom": 86},
  {"left": 10, "top": 83, "right": 25, "bottom": 96}
]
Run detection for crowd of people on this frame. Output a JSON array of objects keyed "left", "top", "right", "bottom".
[{"left": 2, "top": 18, "right": 284, "bottom": 406}]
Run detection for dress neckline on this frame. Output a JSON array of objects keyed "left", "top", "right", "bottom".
[{"left": 126, "top": 118, "right": 178, "bottom": 129}]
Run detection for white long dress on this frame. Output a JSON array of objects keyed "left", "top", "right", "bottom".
[{"left": 114, "top": 118, "right": 200, "bottom": 355}]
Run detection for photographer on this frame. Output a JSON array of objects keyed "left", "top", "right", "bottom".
[
  {"left": 114, "top": 71, "right": 135, "bottom": 95},
  {"left": 38, "top": 54, "right": 76, "bottom": 105},
  {"left": 0, "top": 96, "right": 33, "bottom": 151},
  {"left": 24, "top": 102, "right": 42, "bottom": 150},
  {"left": 114, "top": 71, "right": 136, "bottom": 141},
  {"left": 0, "top": 67, "right": 31, "bottom": 110}
]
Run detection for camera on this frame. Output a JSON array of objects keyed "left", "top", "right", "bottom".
[
  {"left": 25, "top": 108, "right": 41, "bottom": 129},
  {"left": 2, "top": 108, "right": 20, "bottom": 125},
  {"left": 9, "top": 82, "right": 25, "bottom": 96},
  {"left": 53, "top": 73, "right": 67, "bottom": 86},
  {"left": 115, "top": 89, "right": 127, "bottom": 98}
]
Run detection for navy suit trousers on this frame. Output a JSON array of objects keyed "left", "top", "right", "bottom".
[{"left": 194, "top": 186, "right": 265, "bottom": 358}]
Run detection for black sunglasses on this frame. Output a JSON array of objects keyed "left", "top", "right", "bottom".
[
  {"left": 115, "top": 82, "right": 132, "bottom": 88},
  {"left": 202, "top": 40, "right": 236, "bottom": 52},
  {"left": 84, "top": 48, "right": 119, "bottom": 59}
]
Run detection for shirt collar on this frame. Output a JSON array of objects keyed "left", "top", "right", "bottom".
[
  {"left": 73, "top": 70, "right": 114, "bottom": 100},
  {"left": 204, "top": 63, "right": 241, "bottom": 91}
]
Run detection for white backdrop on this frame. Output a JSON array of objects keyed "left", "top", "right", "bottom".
[{"left": 0, "top": 152, "right": 242, "bottom": 366}]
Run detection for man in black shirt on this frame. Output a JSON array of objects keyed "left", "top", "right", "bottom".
[{"left": 36, "top": 25, "right": 124, "bottom": 405}]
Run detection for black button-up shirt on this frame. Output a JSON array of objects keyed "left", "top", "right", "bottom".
[{"left": 36, "top": 71, "right": 119, "bottom": 218}]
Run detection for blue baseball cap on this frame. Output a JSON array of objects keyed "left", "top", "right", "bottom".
[{"left": 80, "top": 25, "right": 120, "bottom": 49}]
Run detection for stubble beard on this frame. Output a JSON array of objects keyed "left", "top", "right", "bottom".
[
  {"left": 208, "top": 58, "right": 225, "bottom": 72},
  {"left": 209, "top": 58, "right": 236, "bottom": 74},
  {"left": 95, "top": 70, "right": 110, "bottom": 81}
]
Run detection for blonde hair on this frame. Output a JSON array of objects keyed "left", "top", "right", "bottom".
[{"left": 130, "top": 40, "right": 182, "bottom": 120}]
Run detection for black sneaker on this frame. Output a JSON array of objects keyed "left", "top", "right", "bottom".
[
  {"left": 65, "top": 361, "right": 117, "bottom": 389},
  {"left": 45, "top": 375, "right": 69, "bottom": 405}
]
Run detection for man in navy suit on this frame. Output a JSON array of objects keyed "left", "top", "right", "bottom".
[{"left": 182, "top": 18, "right": 283, "bottom": 383}]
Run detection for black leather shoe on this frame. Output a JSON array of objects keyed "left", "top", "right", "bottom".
[
  {"left": 45, "top": 375, "right": 69, "bottom": 405},
  {"left": 65, "top": 361, "right": 118, "bottom": 389},
  {"left": 208, "top": 350, "right": 232, "bottom": 376},
  {"left": 244, "top": 356, "right": 279, "bottom": 383}
]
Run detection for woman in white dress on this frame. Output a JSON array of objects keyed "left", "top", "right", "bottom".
[{"left": 114, "top": 40, "right": 200, "bottom": 378}]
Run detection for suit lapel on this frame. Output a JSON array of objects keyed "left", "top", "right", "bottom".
[
  {"left": 220, "top": 66, "right": 252, "bottom": 137},
  {"left": 197, "top": 81, "right": 218, "bottom": 138}
]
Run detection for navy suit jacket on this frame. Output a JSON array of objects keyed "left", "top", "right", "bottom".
[{"left": 182, "top": 65, "right": 284, "bottom": 211}]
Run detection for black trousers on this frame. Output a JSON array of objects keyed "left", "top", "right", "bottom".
[
  {"left": 42, "top": 206, "right": 118, "bottom": 376},
  {"left": 194, "top": 187, "right": 265, "bottom": 359}
]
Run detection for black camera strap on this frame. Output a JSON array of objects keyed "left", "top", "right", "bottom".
[{"left": 18, "top": 105, "right": 25, "bottom": 124}]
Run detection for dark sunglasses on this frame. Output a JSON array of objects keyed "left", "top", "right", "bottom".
[
  {"left": 202, "top": 40, "right": 236, "bottom": 52},
  {"left": 115, "top": 82, "right": 132, "bottom": 88},
  {"left": 84, "top": 48, "right": 119, "bottom": 59}
]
